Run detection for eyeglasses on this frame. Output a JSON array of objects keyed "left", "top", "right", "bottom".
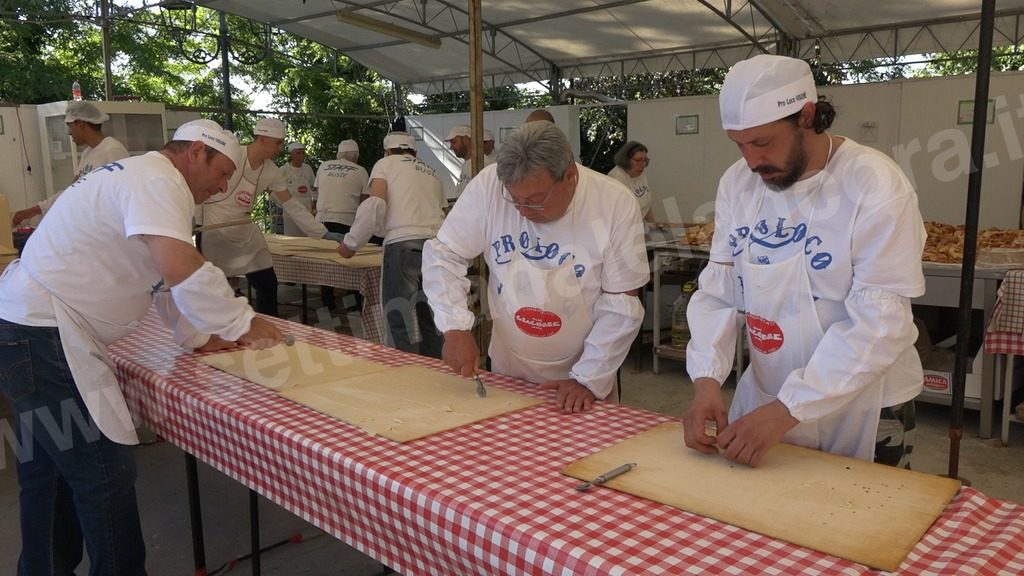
[
  {"left": 631, "top": 155, "right": 650, "bottom": 166},
  {"left": 500, "top": 177, "right": 561, "bottom": 211}
]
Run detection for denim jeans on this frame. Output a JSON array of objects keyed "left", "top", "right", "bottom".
[
  {"left": 0, "top": 319, "right": 147, "bottom": 576},
  {"left": 382, "top": 239, "right": 443, "bottom": 359}
]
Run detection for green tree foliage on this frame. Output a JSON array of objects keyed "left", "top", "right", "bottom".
[
  {"left": 1, "top": 1, "right": 394, "bottom": 173},
  {"left": 915, "top": 46, "right": 1024, "bottom": 77}
]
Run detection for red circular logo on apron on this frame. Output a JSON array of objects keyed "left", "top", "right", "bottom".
[
  {"left": 236, "top": 190, "right": 253, "bottom": 208},
  {"left": 514, "top": 307, "right": 562, "bottom": 337},
  {"left": 746, "top": 313, "right": 784, "bottom": 354},
  {"left": 297, "top": 185, "right": 309, "bottom": 196}
]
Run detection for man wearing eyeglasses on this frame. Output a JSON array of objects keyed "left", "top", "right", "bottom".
[{"left": 423, "top": 121, "right": 650, "bottom": 413}]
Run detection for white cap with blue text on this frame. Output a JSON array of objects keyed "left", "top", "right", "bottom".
[
  {"left": 254, "top": 117, "right": 286, "bottom": 139},
  {"left": 172, "top": 119, "right": 244, "bottom": 170},
  {"left": 719, "top": 55, "right": 817, "bottom": 131}
]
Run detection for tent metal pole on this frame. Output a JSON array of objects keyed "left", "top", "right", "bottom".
[{"left": 949, "top": 0, "right": 995, "bottom": 480}]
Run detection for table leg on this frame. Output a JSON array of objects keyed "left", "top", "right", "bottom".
[
  {"left": 301, "top": 284, "right": 309, "bottom": 325},
  {"left": 980, "top": 279, "right": 999, "bottom": 438},
  {"left": 1003, "top": 355, "right": 1015, "bottom": 445},
  {"left": 250, "top": 489, "right": 261, "bottom": 575},
  {"left": 185, "top": 453, "right": 208, "bottom": 576}
]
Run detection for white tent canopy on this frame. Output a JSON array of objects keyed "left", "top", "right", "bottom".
[{"left": 195, "top": 0, "right": 1024, "bottom": 94}]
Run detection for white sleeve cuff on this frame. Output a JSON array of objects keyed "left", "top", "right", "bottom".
[
  {"left": 170, "top": 261, "right": 254, "bottom": 341},
  {"left": 570, "top": 291, "right": 643, "bottom": 399}
]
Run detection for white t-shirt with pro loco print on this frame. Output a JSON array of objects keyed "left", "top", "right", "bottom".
[{"left": 687, "top": 137, "right": 926, "bottom": 422}]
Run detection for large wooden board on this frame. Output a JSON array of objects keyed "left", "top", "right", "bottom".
[
  {"left": 279, "top": 365, "right": 544, "bottom": 442},
  {"left": 200, "top": 341, "right": 389, "bottom": 390},
  {"left": 562, "top": 422, "right": 960, "bottom": 571}
]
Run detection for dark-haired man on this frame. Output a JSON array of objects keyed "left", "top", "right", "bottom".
[{"left": 683, "top": 55, "right": 926, "bottom": 469}]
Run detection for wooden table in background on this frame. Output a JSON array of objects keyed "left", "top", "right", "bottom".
[{"left": 265, "top": 234, "right": 385, "bottom": 344}]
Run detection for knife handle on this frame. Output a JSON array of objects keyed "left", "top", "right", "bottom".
[{"left": 593, "top": 462, "right": 637, "bottom": 484}]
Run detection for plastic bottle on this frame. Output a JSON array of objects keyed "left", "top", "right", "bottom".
[
  {"left": 71, "top": 80, "right": 82, "bottom": 101},
  {"left": 671, "top": 280, "right": 698, "bottom": 349}
]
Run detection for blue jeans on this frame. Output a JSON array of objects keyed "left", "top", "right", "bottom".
[
  {"left": 382, "top": 239, "right": 443, "bottom": 359},
  {"left": 0, "top": 319, "right": 147, "bottom": 576}
]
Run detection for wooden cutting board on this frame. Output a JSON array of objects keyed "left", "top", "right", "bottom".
[
  {"left": 200, "top": 341, "right": 389, "bottom": 390},
  {"left": 279, "top": 365, "right": 544, "bottom": 442},
  {"left": 562, "top": 422, "right": 960, "bottom": 571}
]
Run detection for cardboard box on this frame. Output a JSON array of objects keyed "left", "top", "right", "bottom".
[{"left": 920, "top": 350, "right": 986, "bottom": 399}]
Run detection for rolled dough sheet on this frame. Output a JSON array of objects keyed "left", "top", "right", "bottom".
[
  {"left": 279, "top": 365, "right": 545, "bottom": 442},
  {"left": 562, "top": 422, "right": 960, "bottom": 571},
  {"left": 200, "top": 341, "right": 389, "bottom": 390}
]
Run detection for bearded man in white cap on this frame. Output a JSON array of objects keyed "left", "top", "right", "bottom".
[
  {"left": 445, "top": 124, "right": 497, "bottom": 201},
  {"left": 0, "top": 119, "right": 283, "bottom": 574},
  {"left": 197, "top": 117, "right": 344, "bottom": 317},
  {"left": 683, "top": 54, "right": 926, "bottom": 468},
  {"left": 12, "top": 101, "right": 130, "bottom": 226},
  {"left": 280, "top": 141, "right": 316, "bottom": 236},
  {"left": 483, "top": 129, "right": 497, "bottom": 164},
  {"left": 336, "top": 131, "right": 446, "bottom": 358}
]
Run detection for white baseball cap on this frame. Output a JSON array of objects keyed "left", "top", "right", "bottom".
[
  {"left": 254, "top": 117, "right": 286, "bottom": 139},
  {"left": 446, "top": 124, "right": 471, "bottom": 140},
  {"left": 286, "top": 141, "right": 305, "bottom": 153},
  {"left": 483, "top": 129, "right": 494, "bottom": 142},
  {"left": 719, "top": 55, "right": 817, "bottom": 131},
  {"left": 337, "top": 139, "right": 359, "bottom": 155},
  {"left": 383, "top": 131, "right": 416, "bottom": 151},
  {"left": 172, "top": 119, "right": 244, "bottom": 170},
  {"left": 65, "top": 101, "right": 110, "bottom": 124}
]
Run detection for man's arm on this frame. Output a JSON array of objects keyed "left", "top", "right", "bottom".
[
  {"left": 339, "top": 179, "right": 387, "bottom": 257},
  {"left": 271, "top": 188, "right": 328, "bottom": 239},
  {"left": 422, "top": 238, "right": 478, "bottom": 376},
  {"left": 141, "top": 235, "right": 281, "bottom": 349}
]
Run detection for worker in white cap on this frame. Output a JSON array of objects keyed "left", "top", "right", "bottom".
[
  {"left": 482, "top": 129, "right": 497, "bottom": 165},
  {"left": 336, "top": 131, "right": 446, "bottom": 357},
  {"left": 683, "top": 54, "right": 925, "bottom": 468},
  {"left": 12, "top": 101, "right": 129, "bottom": 226},
  {"left": 280, "top": 141, "right": 316, "bottom": 236},
  {"left": 0, "top": 118, "right": 281, "bottom": 574},
  {"left": 445, "top": 124, "right": 496, "bottom": 201},
  {"left": 423, "top": 121, "right": 649, "bottom": 413},
  {"left": 197, "top": 117, "right": 344, "bottom": 317},
  {"left": 313, "top": 139, "right": 370, "bottom": 309}
]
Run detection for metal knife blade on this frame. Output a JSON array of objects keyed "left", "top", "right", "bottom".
[
  {"left": 574, "top": 462, "right": 637, "bottom": 491},
  {"left": 473, "top": 373, "right": 487, "bottom": 398}
]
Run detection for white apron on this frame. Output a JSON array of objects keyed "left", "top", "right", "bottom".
[
  {"left": 201, "top": 168, "right": 273, "bottom": 277},
  {"left": 490, "top": 247, "right": 602, "bottom": 396},
  {"left": 21, "top": 264, "right": 141, "bottom": 445},
  {"left": 731, "top": 165, "right": 882, "bottom": 461}
]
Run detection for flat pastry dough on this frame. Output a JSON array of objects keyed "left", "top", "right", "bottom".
[
  {"left": 562, "top": 422, "right": 960, "bottom": 571},
  {"left": 279, "top": 365, "right": 544, "bottom": 442},
  {"left": 200, "top": 341, "right": 388, "bottom": 390}
]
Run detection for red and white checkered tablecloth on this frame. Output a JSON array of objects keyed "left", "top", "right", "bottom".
[
  {"left": 270, "top": 252, "right": 385, "bottom": 344},
  {"left": 110, "top": 311, "right": 1024, "bottom": 576},
  {"left": 986, "top": 270, "right": 1024, "bottom": 355}
]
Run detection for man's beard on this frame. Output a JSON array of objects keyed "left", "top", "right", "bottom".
[{"left": 754, "top": 131, "right": 808, "bottom": 191}]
